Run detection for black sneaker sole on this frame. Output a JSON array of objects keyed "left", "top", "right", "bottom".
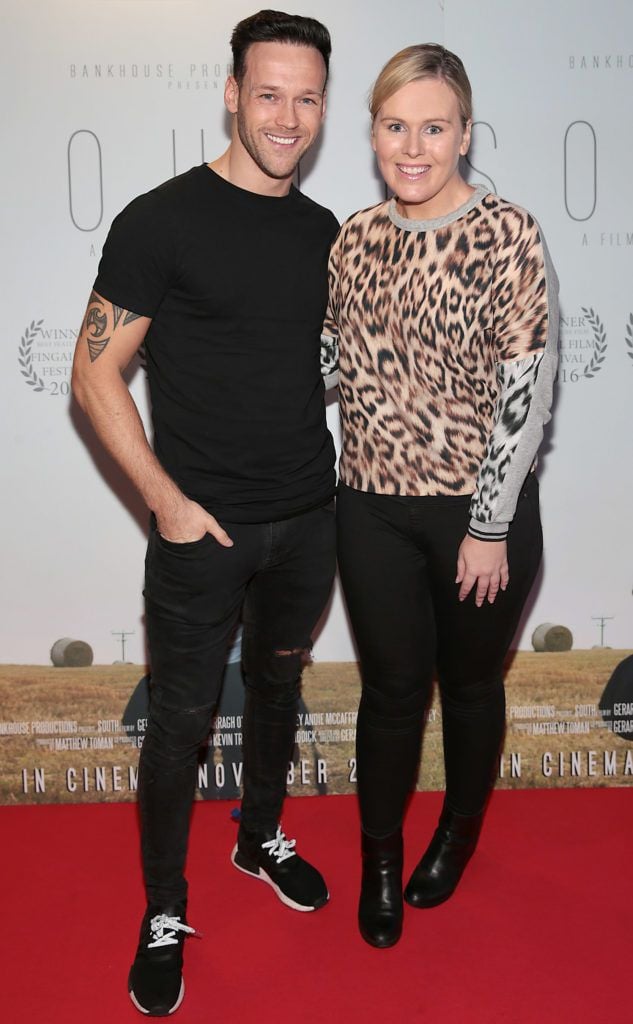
[
  {"left": 230, "top": 844, "right": 329, "bottom": 912},
  {"left": 128, "top": 974, "right": 185, "bottom": 1016}
]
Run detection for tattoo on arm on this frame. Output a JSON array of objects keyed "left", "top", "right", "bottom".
[
  {"left": 112, "top": 304, "right": 142, "bottom": 331},
  {"left": 83, "top": 291, "right": 109, "bottom": 363},
  {"left": 82, "top": 292, "right": 142, "bottom": 363}
]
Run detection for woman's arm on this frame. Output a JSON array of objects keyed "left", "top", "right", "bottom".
[
  {"left": 458, "top": 216, "right": 559, "bottom": 603},
  {"left": 320, "top": 227, "right": 343, "bottom": 389}
]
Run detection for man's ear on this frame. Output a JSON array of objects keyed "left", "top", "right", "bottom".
[{"left": 224, "top": 75, "right": 239, "bottom": 114}]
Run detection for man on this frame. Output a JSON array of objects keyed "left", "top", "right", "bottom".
[{"left": 72, "top": 10, "right": 337, "bottom": 1017}]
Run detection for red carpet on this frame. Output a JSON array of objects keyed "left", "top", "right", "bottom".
[{"left": 4, "top": 788, "right": 631, "bottom": 1023}]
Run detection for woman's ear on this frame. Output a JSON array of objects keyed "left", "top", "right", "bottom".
[{"left": 460, "top": 118, "right": 472, "bottom": 156}]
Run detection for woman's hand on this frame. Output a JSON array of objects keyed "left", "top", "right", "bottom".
[{"left": 456, "top": 535, "right": 509, "bottom": 607}]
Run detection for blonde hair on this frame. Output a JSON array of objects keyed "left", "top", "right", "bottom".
[{"left": 369, "top": 44, "right": 472, "bottom": 127}]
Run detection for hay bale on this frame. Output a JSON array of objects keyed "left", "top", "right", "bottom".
[
  {"left": 531, "top": 623, "right": 573, "bottom": 652},
  {"left": 50, "top": 638, "right": 94, "bottom": 667}
]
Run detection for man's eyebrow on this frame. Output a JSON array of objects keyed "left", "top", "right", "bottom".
[{"left": 251, "top": 83, "right": 324, "bottom": 96}]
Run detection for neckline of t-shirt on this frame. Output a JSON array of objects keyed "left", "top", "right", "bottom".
[
  {"left": 200, "top": 163, "right": 297, "bottom": 204},
  {"left": 387, "top": 183, "right": 491, "bottom": 232}
]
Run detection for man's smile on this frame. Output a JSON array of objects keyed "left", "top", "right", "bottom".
[{"left": 265, "top": 132, "right": 300, "bottom": 145}]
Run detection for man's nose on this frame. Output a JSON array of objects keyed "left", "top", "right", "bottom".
[{"left": 275, "top": 99, "right": 299, "bottom": 130}]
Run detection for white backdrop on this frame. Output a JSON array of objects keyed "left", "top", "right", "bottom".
[{"left": 2, "top": 0, "right": 632, "bottom": 665}]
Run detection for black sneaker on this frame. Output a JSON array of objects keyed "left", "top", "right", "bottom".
[
  {"left": 231, "top": 824, "right": 329, "bottom": 912},
  {"left": 128, "top": 903, "right": 198, "bottom": 1016}
]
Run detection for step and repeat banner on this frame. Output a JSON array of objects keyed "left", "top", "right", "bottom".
[{"left": 2, "top": 0, "right": 633, "bottom": 803}]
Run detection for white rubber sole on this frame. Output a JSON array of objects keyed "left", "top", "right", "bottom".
[
  {"left": 129, "top": 978, "right": 185, "bottom": 1016},
  {"left": 230, "top": 844, "right": 328, "bottom": 913}
]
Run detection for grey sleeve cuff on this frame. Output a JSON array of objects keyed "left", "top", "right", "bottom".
[{"left": 468, "top": 518, "right": 509, "bottom": 541}]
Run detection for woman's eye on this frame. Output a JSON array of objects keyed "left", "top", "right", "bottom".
[
  {"left": 426, "top": 125, "right": 442, "bottom": 135},
  {"left": 388, "top": 123, "right": 405, "bottom": 133}
]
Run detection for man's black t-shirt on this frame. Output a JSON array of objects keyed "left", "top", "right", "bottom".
[{"left": 94, "top": 164, "right": 339, "bottom": 522}]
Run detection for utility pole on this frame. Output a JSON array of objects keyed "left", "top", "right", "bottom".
[
  {"left": 591, "top": 616, "right": 613, "bottom": 648},
  {"left": 112, "top": 630, "right": 135, "bottom": 662}
]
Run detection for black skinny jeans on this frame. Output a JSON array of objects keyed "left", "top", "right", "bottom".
[
  {"left": 140, "top": 503, "right": 336, "bottom": 906},
  {"left": 336, "top": 475, "right": 542, "bottom": 838}
]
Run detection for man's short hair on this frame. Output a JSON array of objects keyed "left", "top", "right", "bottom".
[{"left": 230, "top": 9, "right": 331, "bottom": 86}]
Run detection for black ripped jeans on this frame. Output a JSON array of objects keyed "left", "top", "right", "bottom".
[
  {"left": 336, "top": 475, "right": 542, "bottom": 838},
  {"left": 140, "top": 503, "right": 336, "bottom": 906}
]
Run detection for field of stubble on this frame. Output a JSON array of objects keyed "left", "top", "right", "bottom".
[
  {"left": 1, "top": 650, "right": 631, "bottom": 805},
  {"left": 298, "top": 650, "right": 633, "bottom": 794}
]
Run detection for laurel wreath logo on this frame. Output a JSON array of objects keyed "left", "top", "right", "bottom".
[
  {"left": 625, "top": 313, "right": 633, "bottom": 364},
  {"left": 18, "top": 320, "right": 47, "bottom": 392},
  {"left": 580, "top": 307, "right": 607, "bottom": 379}
]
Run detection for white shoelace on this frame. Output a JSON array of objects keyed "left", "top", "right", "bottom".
[
  {"left": 261, "top": 826, "right": 297, "bottom": 865},
  {"left": 147, "top": 914, "right": 199, "bottom": 949}
]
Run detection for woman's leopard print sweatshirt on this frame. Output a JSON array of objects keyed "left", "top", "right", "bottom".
[{"left": 322, "top": 184, "right": 559, "bottom": 540}]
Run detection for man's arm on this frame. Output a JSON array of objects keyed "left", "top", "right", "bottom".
[{"left": 71, "top": 290, "right": 232, "bottom": 546}]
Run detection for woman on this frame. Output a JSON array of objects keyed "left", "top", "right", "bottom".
[{"left": 325, "top": 44, "right": 559, "bottom": 948}]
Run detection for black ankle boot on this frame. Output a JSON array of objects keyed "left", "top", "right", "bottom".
[
  {"left": 358, "top": 829, "right": 403, "bottom": 948},
  {"left": 404, "top": 807, "right": 484, "bottom": 909}
]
